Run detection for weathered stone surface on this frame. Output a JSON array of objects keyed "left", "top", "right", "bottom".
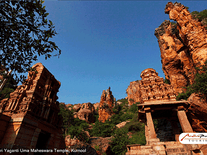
[
  {"left": 155, "top": 2, "right": 207, "bottom": 94},
  {"left": 126, "top": 81, "right": 141, "bottom": 105},
  {"left": 90, "top": 137, "right": 113, "bottom": 155},
  {"left": 73, "top": 104, "right": 81, "bottom": 112},
  {"left": 116, "top": 121, "right": 130, "bottom": 128},
  {"left": 0, "top": 62, "right": 65, "bottom": 153},
  {"left": 187, "top": 93, "right": 207, "bottom": 132},
  {"left": 76, "top": 108, "right": 95, "bottom": 123},
  {"left": 74, "top": 102, "right": 95, "bottom": 123},
  {"left": 126, "top": 68, "right": 176, "bottom": 105},
  {"left": 93, "top": 102, "right": 100, "bottom": 111},
  {"left": 165, "top": 2, "right": 207, "bottom": 66},
  {"left": 98, "top": 87, "right": 116, "bottom": 123},
  {"left": 155, "top": 20, "right": 195, "bottom": 94}
]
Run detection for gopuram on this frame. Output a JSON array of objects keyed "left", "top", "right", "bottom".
[
  {"left": 0, "top": 63, "right": 65, "bottom": 155},
  {"left": 126, "top": 68, "right": 207, "bottom": 155},
  {"left": 127, "top": 68, "right": 176, "bottom": 105}
]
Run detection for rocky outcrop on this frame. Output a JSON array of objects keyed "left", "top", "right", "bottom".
[
  {"left": 74, "top": 102, "right": 95, "bottom": 123},
  {"left": 116, "top": 121, "right": 130, "bottom": 128},
  {"left": 165, "top": 2, "right": 207, "bottom": 67},
  {"left": 126, "top": 81, "right": 141, "bottom": 105},
  {"left": 155, "top": 20, "right": 195, "bottom": 94},
  {"left": 90, "top": 137, "right": 113, "bottom": 155},
  {"left": 155, "top": 2, "right": 207, "bottom": 94},
  {"left": 65, "top": 135, "right": 98, "bottom": 155},
  {"left": 187, "top": 93, "right": 207, "bottom": 132},
  {"left": 126, "top": 68, "right": 176, "bottom": 105},
  {"left": 93, "top": 102, "right": 100, "bottom": 111},
  {"left": 73, "top": 104, "right": 82, "bottom": 112},
  {"left": 98, "top": 87, "right": 116, "bottom": 123}
]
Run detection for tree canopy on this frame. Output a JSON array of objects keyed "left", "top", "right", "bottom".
[{"left": 0, "top": 0, "right": 61, "bottom": 83}]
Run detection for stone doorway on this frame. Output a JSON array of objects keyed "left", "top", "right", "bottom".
[
  {"left": 155, "top": 118, "right": 182, "bottom": 142},
  {"left": 34, "top": 130, "right": 51, "bottom": 155}
]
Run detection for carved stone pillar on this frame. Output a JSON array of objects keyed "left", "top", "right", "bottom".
[
  {"left": 145, "top": 108, "right": 157, "bottom": 139},
  {"left": 177, "top": 106, "right": 193, "bottom": 133},
  {"left": 145, "top": 124, "right": 149, "bottom": 145}
]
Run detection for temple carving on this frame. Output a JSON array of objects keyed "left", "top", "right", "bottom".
[
  {"left": 0, "top": 63, "right": 65, "bottom": 155},
  {"left": 127, "top": 68, "right": 176, "bottom": 105}
]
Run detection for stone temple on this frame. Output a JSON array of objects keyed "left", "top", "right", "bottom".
[
  {"left": 126, "top": 68, "right": 207, "bottom": 155},
  {"left": 0, "top": 63, "right": 65, "bottom": 155}
]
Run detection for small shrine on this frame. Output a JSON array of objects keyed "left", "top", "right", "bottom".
[{"left": 126, "top": 68, "right": 205, "bottom": 155}]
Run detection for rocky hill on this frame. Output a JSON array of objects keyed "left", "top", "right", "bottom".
[{"left": 59, "top": 87, "right": 146, "bottom": 155}]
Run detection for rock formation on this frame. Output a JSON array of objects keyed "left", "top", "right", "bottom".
[
  {"left": 116, "top": 121, "right": 130, "bottom": 128},
  {"left": 93, "top": 102, "right": 100, "bottom": 111},
  {"left": 73, "top": 103, "right": 82, "bottom": 112},
  {"left": 98, "top": 87, "right": 116, "bottom": 123},
  {"left": 187, "top": 93, "right": 207, "bottom": 132},
  {"left": 126, "top": 81, "right": 141, "bottom": 105},
  {"left": 155, "top": 2, "right": 207, "bottom": 94},
  {"left": 75, "top": 102, "right": 95, "bottom": 123},
  {"left": 126, "top": 68, "right": 176, "bottom": 105}
]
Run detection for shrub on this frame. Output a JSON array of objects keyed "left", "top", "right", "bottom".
[
  {"left": 164, "top": 78, "right": 171, "bottom": 84},
  {"left": 128, "top": 131, "right": 146, "bottom": 145},
  {"left": 120, "top": 113, "right": 133, "bottom": 121},
  {"left": 176, "top": 60, "right": 207, "bottom": 100},
  {"left": 128, "top": 122, "right": 141, "bottom": 132},
  {"left": 90, "top": 120, "right": 115, "bottom": 137},
  {"left": 128, "top": 102, "right": 140, "bottom": 113},
  {"left": 110, "top": 128, "right": 129, "bottom": 155},
  {"left": 67, "top": 126, "right": 89, "bottom": 143}
]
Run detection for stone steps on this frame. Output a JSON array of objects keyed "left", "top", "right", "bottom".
[{"left": 126, "top": 142, "right": 191, "bottom": 155}]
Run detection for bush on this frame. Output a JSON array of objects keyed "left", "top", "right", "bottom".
[
  {"left": 90, "top": 120, "right": 116, "bottom": 137},
  {"left": 110, "top": 128, "right": 129, "bottom": 155},
  {"left": 128, "top": 122, "right": 141, "bottom": 132},
  {"left": 120, "top": 113, "right": 133, "bottom": 121},
  {"left": 67, "top": 126, "right": 89, "bottom": 143},
  {"left": 128, "top": 131, "right": 146, "bottom": 145},
  {"left": 176, "top": 60, "right": 207, "bottom": 100},
  {"left": 164, "top": 78, "right": 171, "bottom": 84},
  {"left": 176, "top": 88, "right": 193, "bottom": 100},
  {"left": 128, "top": 102, "right": 140, "bottom": 113}
]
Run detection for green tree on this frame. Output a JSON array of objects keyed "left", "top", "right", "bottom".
[
  {"left": 58, "top": 104, "right": 74, "bottom": 135},
  {"left": 0, "top": 0, "right": 61, "bottom": 83}
]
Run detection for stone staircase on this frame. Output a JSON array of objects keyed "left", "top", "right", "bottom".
[{"left": 125, "top": 141, "right": 199, "bottom": 155}]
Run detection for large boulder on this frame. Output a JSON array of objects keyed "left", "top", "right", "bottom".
[
  {"left": 73, "top": 104, "right": 81, "bottom": 112},
  {"left": 187, "top": 93, "right": 207, "bottom": 132},
  {"left": 75, "top": 102, "right": 95, "bottom": 123}
]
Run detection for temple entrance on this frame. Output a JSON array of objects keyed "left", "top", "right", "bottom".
[
  {"left": 155, "top": 118, "right": 182, "bottom": 142},
  {"left": 34, "top": 130, "right": 50, "bottom": 155}
]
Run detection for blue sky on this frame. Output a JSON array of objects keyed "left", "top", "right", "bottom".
[{"left": 29, "top": 0, "right": 207, "bottom": 105}]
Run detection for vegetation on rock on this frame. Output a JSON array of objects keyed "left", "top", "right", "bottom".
[
  {"left": 176, "top": 60, "right": 207, "bottom": 100},
  {"left": 58, "top": 104, "right": 89, "bottom": 142}
]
